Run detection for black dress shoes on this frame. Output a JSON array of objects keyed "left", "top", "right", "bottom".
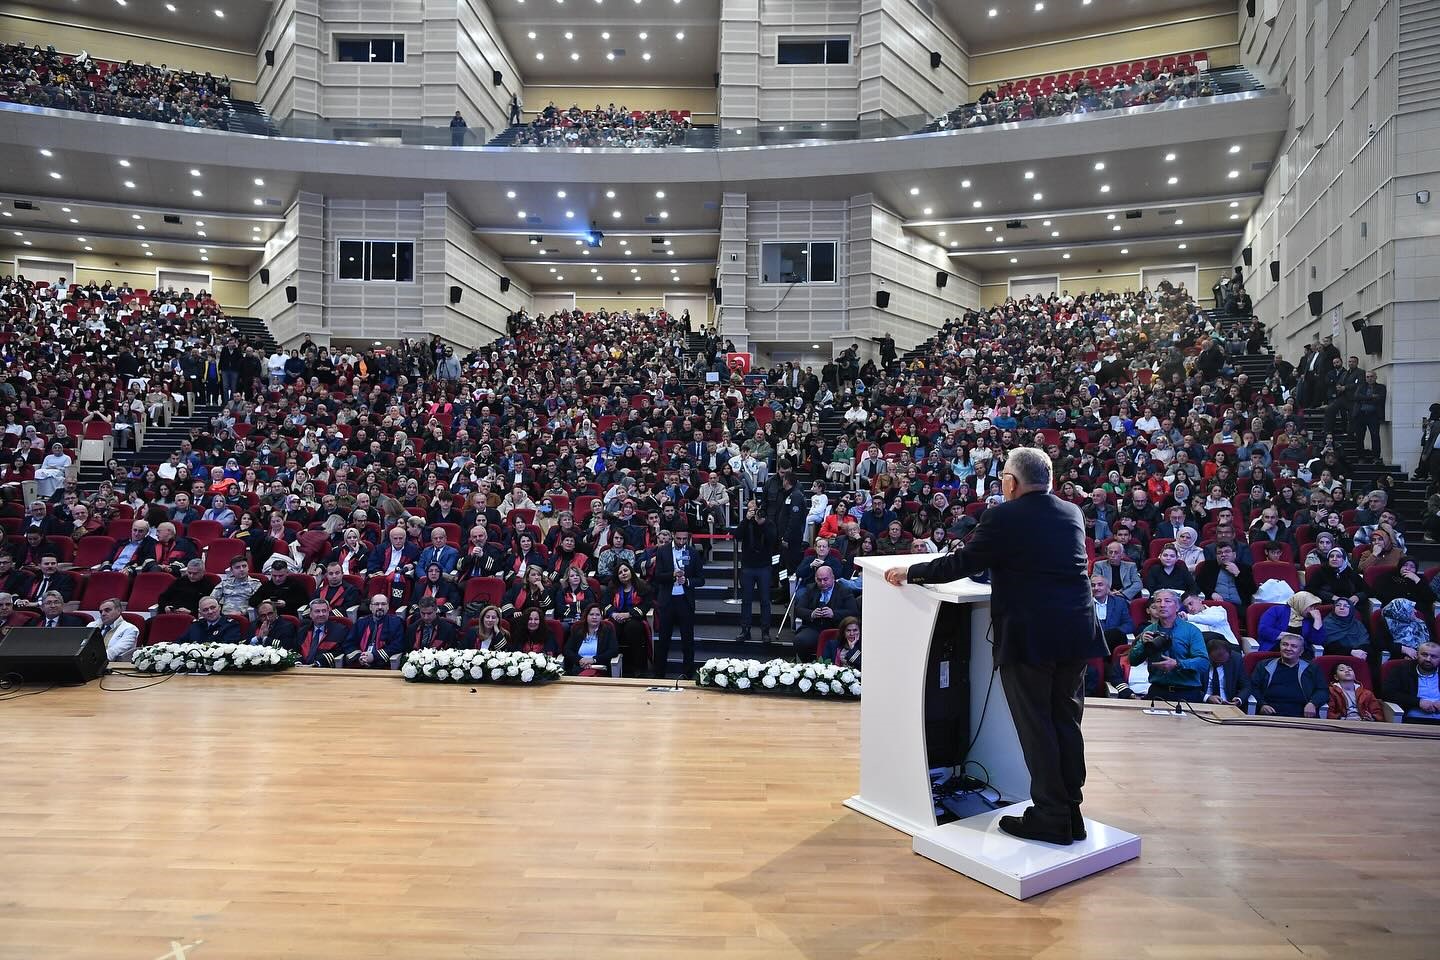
[
  {"left": 997, "top": 810, "right": 1074, "bottom": 845},
  {"left": 1071, "top": 808, "right": 1087, "bottom": 842}
]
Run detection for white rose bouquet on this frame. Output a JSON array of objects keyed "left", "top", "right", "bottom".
[
  {"left": 696, "top": 657, "right": 860, "bottom": 699},
  {"left": 401, "top": 648, "right": 563, "bottom": 685},
  {"left": 132, "top": 642, "right": 297, "bottom": 674}
]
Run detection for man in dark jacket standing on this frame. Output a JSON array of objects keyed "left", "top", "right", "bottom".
[
  {"left": 886, "top": 448, "right": 1105, "bottom": 845},
  {"left": 736, "top": 500, "right": 778, "bottom": 644}
]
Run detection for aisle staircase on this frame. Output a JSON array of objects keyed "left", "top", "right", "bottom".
[{"left": 223, "top": 97, "right": 277, "bottom": 136}]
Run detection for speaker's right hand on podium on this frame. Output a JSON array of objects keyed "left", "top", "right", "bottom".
[{"left": 883, "top": 568, "right": 908, "bottom": 587}]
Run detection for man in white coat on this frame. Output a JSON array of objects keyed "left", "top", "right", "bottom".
[{"left": 93, "top": 598, "right": 140, "bottom": 662}]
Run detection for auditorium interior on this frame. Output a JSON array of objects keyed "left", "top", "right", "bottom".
[{"left": 1, "top": 0, "right": 1439, "bottom": 956}]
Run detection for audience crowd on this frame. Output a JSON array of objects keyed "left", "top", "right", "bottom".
[
  {"left": 0, "top": 42, "right": 231, "bottom": 127},
  {"left": 506, "top": 103, "right": 696, "bottom": 147},
  {"left": 0, "top": 264, "right": 1433, "bottom": 723}
]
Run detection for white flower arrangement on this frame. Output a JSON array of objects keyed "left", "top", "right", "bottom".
[
  {"left": 695, "top": 658, "right": 860, "bottom": 699},
  {"left": 132, "top": 642, "right": 297, "bottom": 674},
  {"left": 401, "top": 648, "right": 563, "bottom": 685}
]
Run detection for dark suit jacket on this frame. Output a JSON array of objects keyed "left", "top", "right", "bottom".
[
  {"left": 285, "top": 619, "right": 346, "bottom": 667},
  {"left": 1201, "top": 657, "right": 1251, "bottom": 704},
  {"left": 564, "top": 621, "right": 620, "bottom": 674},
  {"left": 17, "top": 572, "right": 77, "bottom": 603},
  {"left": 1251, "top": 657, "right": 1327, "bottom": 713},
  {"left": 907, "top": 490, "right": 1106, "bottom": 666},
  {"left": 342, "top": 613, "right": 406, "bottom": 666},
  {"left": 1196, "top": 559, "right": 1257, "bottom": 605},
  {"left": 104, "top": 536, "right": 161, "bottom": 569},
  {"left": 1383, "top": 661, "right": 1435, "bottom": 714},
  {"left": 179, "top": 616, "right": 243, "bottom": 645},
  {"left": 1095, "top": 594, "right": 1135, "bottom": 637},
  {"left": 36, "top": 613, "right": 92, "bottom": 628},
  {"left": 652, "top": 542, "right": 707, "bottom": 608},
  {"left": 249, "top": 618, "right": 298, "bottom": 649},
  {"left": 795, "top": 581, "right": 859, "bottom": 632},
  {"left": 404, "top": 617, "right": 460, "bottom": 651},
  {"left": 366, "top": 542, "right": 420, "bottom": 575}
]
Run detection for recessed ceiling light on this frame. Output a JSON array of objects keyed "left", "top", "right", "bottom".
[
  {"left": 565, "top": 210, "right": 575, "bottom": 218},
  {"left": 140, "top": 242, "right": 149, "bottom": 248},
  {"left": 145, "top": 251, "right": 153, "bottom": 256},
  {"left": 972, "top": 200, "right": 982, "bottom": 208},
  {"left": 564, "top": 31, "right": 573, "bottom": 39},
  {"left": 658, "top": 211, "right": 668, "bottom": 219},
  {"left": 1041, "top": 220, "right": 1051, "bottom": 226},
  {"left": 988, "top": 7, "right": 997, "bottom": 15},
  {"left": 922, "top": 207, "right": 933, "bottom": 215},
  {"left": 1120, "top": 248, "right": 1128, "bottom": 254},
  {"left": 634, "top": 275, "right": 642, "bottom": 281},
  {"left": 1062, "top": 253, "right": 1071, "bottom": 259},
  {"left": 590, "top": 267, "right": 598, "bottom": 273},
  {"left": 1112, "top": 225, "right": 1121, "bottom": 231},
  {"left": 136, "top": 225, "right": 145, "bottom": 231},
  {"left": 517, "top": 210, "right": 527, "bottom": 218},
  {"left": 1230, "top": 213, "right": 1241, "bottom": 220},
  {"left": 556, "top": 275, "right": 564, "bottom": 281},
  {"left": 253, "top": 178, "right": 265, "bottom": 187},
  {"left": 1178, "top": 243, "right": 1188, "bottom": 250},
  {"left": 1165, "top": 153, "right": 1176, "bottom": 162},
  {"left": 575, "top": 240, "right": 583, "bottom": 246},
  {"left": 0, "top": 212, "right": 8, "bottom": 217},
  {"left": 619, "top": 239, "right": 627, "bottom": 245},
  {"left": 1051, "top": 230, "right": 1060, "bottom": 237},
  {"left": 190, "top": 169, "right": 202, "bottom": 177},
  {"left": 200, "top": 256, "right": 210, "bottom": 262},
  {"left": 528, "top": 31, "right": 536, "bottom": 38},
  {"left": 961, "top": 179, "right": 971, "bottom": 188},
  {"left": 605, "top": 190, "right": 616, "bottom": 198},
  {"left": 985, "top": 225, "right": 993, "bottom": 232},
  {"left": 601, "top": 31, "right": 610, "bottom": 39},
  {"left": 676, "top": 31, "right": 685, "bottom": 39},
  {"left": 667, "top": 250, "right": 674, "bottom": 255},
  {"left": 118, "top": 159, "right": 131, "bottom": 167},
  {"left": 655, "top": 190, "right": 666, "bottom": 198},
  {"left": 131, "top": 214, "right": 141, "bottom": 220},
  {"left": 1229, "top": 200, "right": 1240, "bottom": 207},
  {"left": 1032, "top": 192, "right": 1043, "bottom": 201},
  {"left": 253, "top": 198, "right": 264, "bottom": 205},
  {"left": 1034, "top": 2, "right": 1044, "bottom": 9},
  {"left": 639, "top": 31, "right": 648, "bottom": 39},
  {"left": 570, "top": 52, "right": 580, "bottom": 60},
  {"left": 1174, "top": 218, "right": 1184, "bottom": 225},
  {"left": 1010, "top": 256, "right": 1019, "bottom": 263},
  {"left": 39, "top": 148, "right": 53, "bottom": 157},
  {"left": 60, "top": 207, "right": 70, "bottom": 213},
  {"left": 624, "top": 249, "right": 633, "bottom": 256},
  {"left": 124, "top": 180, "right": 135, "bottom": 188},
  {"left": 506, "top": 190, "right": 517, "bottom": 199},
  {"left": 165, "top": 2, "right": 175, "bottom": 9},
  {"left": 21, "top": 240, "right": 30, "bottom": 246},
  {"left": 1023, "top": 171, "right": 1034, "bottom": 180},
  {"left": 949, "top": 241, "right": 957, "bottom": 247},
  {"left": 1167, "top": 176, "right": 1179, "bottom": 185},
  {"left": 642, "top": 52, "right": 651, "bottom": 60},
  {"left": 192, "top": 190, "right": 203, "bottom": 197},
  {"left": 84, "top": 246, "right": 93, "bottom": 251},
  {"left": 1107, "top": 213, "right": 1115, "bottom": 220},
  {"left": 938, "top": 230, "right": 946, "bottom": 237},
  {"left": 582, "top": 250, "right": 589, "bottom": 256},
  {"left": 1094, "top": 161, "right": 1105, "bottom": 171},
  {"left": 10, "top": 231, "right": 19, "bottom": 236},
  {"left": 1228, "top": 170, "right": 1241, "bottom": 178},
  {"left": 909, "top": 186, "right": 920, "bottom": 195},
  {"left": 613, "top": 210, "right": 622, "bottom": 218},
  {"left": 556, "top": 190, "right": 569, "bottom": 198},
  {"left": 606, "top": 52, "right": 615, "bottom": 60},
  {"left": 214, "top": 9, "right": 224, "bottom": 18},
  {"left": 1229, "top": 144, "right": 1241, "bottom": 154},
  {"left": 197, "top": 231, "right": 206, "bottom": 237},
  {"left": 1099, "top": 185, "right": 1110, "bottom": 193},
  {"left": 995, "top": 236, "right": 1004, "bottom": 243},
  {"left": 48, "top": 171, "right": 62, "bottom": 180},
  {"left": 68, "top": 218, "right": 78, "bottom": 224},
  {"left": 535, "top": 53, "right": 544, "bottom": 60}
]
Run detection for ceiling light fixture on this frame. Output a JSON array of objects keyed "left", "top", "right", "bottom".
[
  {"left": 190, "top": 169, "right": 201, "bottom": 177},
  {"left": 1094, "top": 162, "right": 1105, "bottom": 171},
  {"left": 961, "top": 179, "right": 971, "bottom": 188},
  {"left": 988, "top": 7, "right": 997, "bottom": 15},
  {"left": 1165, "top": 152, "right": 1176, "bottom": 162},
  {"left": 535, "top": 52, "right": 544, "bottom": 60},
  {"left": 118, "top": 159, "right": 131, "bottom": 167},
  {"left": 1178, "top": 243, "right": 1188, "bottom": 249},
  {"left": 528, "top": 30, "right": 536, "bottom": 38},
  {"left": 638, "top": 31, "right": 648, "bottom": 39},
  {"left": 972, "top": 200, "right": 982, "bottom": 208},
  {"left": 1174, "top": 218, "right": 1184, "bottom": 225},
  {"left": 658, "top": 211, "right": 668, "bottom": 219},
  {"left": 1168, "top": 176, "right": 1179, "bottom": 185},
  {"left": 565, "top": 210, "right": 575, "bottom": 218},
  {"left": 1229, "top": 200, "right": 1240, "bottom": 207},
  {"left": 949, "top": 241, "right": 957, "bottom": 247},
  {"left": 556, "top": 190, "right": 567, "bottom": 198},
  {"left": 564, "top": 31, "right": 573, "bottom": 39},
  {"left": 1099, "top": 184, "right": 1110, "bottom": 193},
  {"left": 1228, "top": 170, "right": 1241, "bottom": 178},
  {"left": 676, "top": 31, "right": 685, "bottom": 39},
  {"left": 1120, "top": 248, "right": 1128, "bottom": 254},
  {"left": 517, "top": 210, "right": 527, "bottom": 218},
  {"left": 507, "top": 190, "right": 517, "bottom": 199},
  {"left": 192, "top": 190, "right": 203, "bottom": 197},
  {"left": 606, "top": 52, "right": 615, "bottom": 60},
  {"left": 923, "top": 207, "right": 933, "bottom": 215},
  {"left": 571, "top": 52, "right": 580, "bottom": 60},
  {"left": 1051, "top": 230, "right": 1059, "bottom": 237},
  {"left": 1062, "top": 252, "right": 1071, "bottom": 259},
  {"left": 214, "top": 9, "right": 224, "bottom": 17},
  {"left": 1023, "top": 171, "right": 1034, "bottom": 180},
  {"left": 642, "top": 52, "right": 651, "bottom": 60},
  {"left": 985, "top": 225, "right": 993, "bottom": 232},
  {"left": 601, "top": 31, "right": 610, "bottom": 39},
  {"left": 1032, "top": 192, "right": 1043, "bottom": 201},
  {"left": 1229, "top": 144, "right": 1241, "bottom": 154},
  {"left": 69, "top": 217, "right": 78, "bottom": 223},
  {"left": 613, "top": 210, "right": 622, "bottom": 218},
  {"left": 84, "top": 246, "right": 93, "bottom": 251},
  {"left": 49, "top": 171, "right": 62, "bottom": 180}
]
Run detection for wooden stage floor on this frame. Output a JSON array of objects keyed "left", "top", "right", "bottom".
[{"left": 3, "top": 671, "right": 1438, "bottom": 960}]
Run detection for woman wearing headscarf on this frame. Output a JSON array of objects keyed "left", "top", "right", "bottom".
[
  {"left": 1382, "top": 597, "right": 1431, "bottom": 660},
  {"left": 1305, "top": 546, "right": 1368, "bottom": 613},
  {"left": 1376, "top": 556, "right": 1436, "bottom": 615},
  {"left": 1173, "top": 526, "right": 1205, "bottom": 572},
  {"left": 1323, "top": 596, "right": 1372, "bottom": 660},
  {"left": 1257, "top": 591, "right": 1324, "bottom": 655}
]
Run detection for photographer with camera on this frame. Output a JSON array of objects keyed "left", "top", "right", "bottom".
[{"left": 1129, "top": 589, "right": 1209, "bottom": 703}]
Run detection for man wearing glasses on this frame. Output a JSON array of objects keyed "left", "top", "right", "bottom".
[{"left": 886, "top": 447, "right": 1104, "bottom": 846}]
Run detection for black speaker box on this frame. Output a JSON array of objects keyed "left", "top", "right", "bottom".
[
  {"left": 936, "top": 271, "right": 948, "bottom": 289},
  {"left": 259, "top": 267, "right": 270, "bottom": 285},
  {"left": 1308, "top": 290, "right": 1323, "bottom": 317},
  {"left": 715, "top": 286, "right": 722, "bottom": 306},
  {"left": 1246, "top": 0, "right": 1256, "bottom": 16},
  {"left": 1242, "top": 246, "right": 1253, "bottom": 267},
  {"left": 0, "top": 626, "right": 106, "bottom": 684},
  {"left": 285, "top": 285, "right": 297, "bottom": 304},
  {"left": 930, "top": 51, "right": 942, "bottom": 70},
  {"left": 875, "top": 291, "right": 890, "bottom": 309},
  {"left": 492, "top": 69, "right": 503, "bottom": 86},
  {"left": 1361, "top": 326, "right": 1383, "bottom": 356},
  {"left": 499, "top": 277, "right": 511, "bottom": 293},
  {"left": 265, "top": 49, "right": 275, "bottom": 67},
  {"left": 1269, "top": 260, "right": 1280, "bottom": 283},
  {"left": 449, "top": 285, "right": 463, "bottom": 304}
]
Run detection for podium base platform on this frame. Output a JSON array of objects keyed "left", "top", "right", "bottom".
[
  {"left": 913, "top": 802, "right": 1140, "bottom": 900},
  {"left": 842, "top": 795, "right": 934, "bottom": 838}
]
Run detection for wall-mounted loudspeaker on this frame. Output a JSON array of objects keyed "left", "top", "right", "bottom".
[
  {"left": 1269, "top": 260, "right": 1280, "bottom": 283},
  {"left": 492, "top": 70, "right": 503, "bottom": 87},
  {"left": 1241, "top": 246, "right": 1253, "bottom": 267},
  {"left": 449, "top": 286, "right": 463, "bottom": 304},
  {"left": 285, "top": 285, "right": 297, "bottom": 304},
  {"left": 1360, "top": 326, "right": 1383, "bottom": 356},
  {"left": 499, "top": 277, "right": 511, "bottom": 293},
  {"left": 930, "top": 51, "right": 942, "bottom": 70},
  {"left": 714, "top": 72, "right": 721, "bottom": 89},
  {"left": 259, "top": 268, "right": 270, "bottom": 285},
  {"left": 875, "top": 291, "right": 890, "bottom": 309},
  {"left": 1308, "top": 291, "right": 1323, "bottom": 317},
  {"left": 265, "top": 49, "right": 275, "bottom": 67},
  {"left": 1246, "top": 0, "right": 1256, "bottom": 16},
  {"left": 935, "top": 271, "right": 948, "bottom": 289}
]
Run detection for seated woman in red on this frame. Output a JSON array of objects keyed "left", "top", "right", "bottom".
[{"left": 512, "top": 606, "right": 559, "bottom": 656}]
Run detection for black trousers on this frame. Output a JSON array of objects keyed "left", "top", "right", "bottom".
[
  {"left": 655, "top": 594, "right": 695, "bottom": 679},
  {"left": 998, "top": 659, "right": 1087, "bottom": 831}
]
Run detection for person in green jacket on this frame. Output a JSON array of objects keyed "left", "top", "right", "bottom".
[{"left": 1130, "top": 589, "right": 1209, "bottom": 702}]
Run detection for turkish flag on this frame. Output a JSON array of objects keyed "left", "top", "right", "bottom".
[{"left": 725, "top": 352, "right": 752, "bottom": 375}]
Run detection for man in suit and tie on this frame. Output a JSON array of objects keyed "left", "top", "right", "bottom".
[
  {"left": 343, "top": 593, "right": 405, "bottom": 669},
  {"left": 366, "top": 525, "right": 419, "bottom": 577},
  {"left": 35, "top": 590, "right": 91, "bottom": 630},
  {"left": 287, "top": 598, "right": 346, "bottom": 668},
  {"left": 178, "top": 596, "right": 243, "bottom": 645},
  {"left": 99, "top": 519, "right": 159, "bottom": 572},
  {"left": 887, "top": 448, "right": 1107, "bottom": 846},
  {"left": 794, "top": 564, "right": 859, "bottom": 662},
  {"left": 1352, "top": 371, "right": 1387, "bottom": 462},
  {"left": 403, "top": 597, "right": 460, "bottom": 652},
  {"left": 1200, "top": 636, "right": 1250, "bottom": 707},
  {"left": 248, "top": 600, "right": 298, "bottom": 649},
  {"left": 22, "top": 500, "right": 63, "bottom": 538},
  {"left": 653, "top": 526, "right": 707, "bottom": 679},
  {"left": 417, "top": 527, "right": 459, "bottom": 577},
  {"left": 1094, "top": 540, "right": 1142, "bottom": 600},
  {"left": 15, "top": 556, "right": 77, "bottom": 610},
  {"left": 92, "top": 598, "right": 140, "bottom": 662}
]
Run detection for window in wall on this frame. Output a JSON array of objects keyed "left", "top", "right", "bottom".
[
  {"left": 336, "top": 37, "right": 405, "bottom": 63},
  {"left": 761, "top": 241, "right": 837, "bottom": 284},
  {"left": 776, "top": 37, "right": 850, "bottom": 65},
  {"left": 338, "top": 240, "right": 415, "bottom": 282}
]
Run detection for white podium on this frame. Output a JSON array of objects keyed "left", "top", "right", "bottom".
[{"left": 846, "top": 555, "right": 1139, "bottom": 899}]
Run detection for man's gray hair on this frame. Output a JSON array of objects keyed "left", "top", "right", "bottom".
[{"left": 1005, "top": 447, "right": 1053, "bottom": 490}]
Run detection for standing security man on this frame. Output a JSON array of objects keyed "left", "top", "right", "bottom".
[{"left": 885, "top": 448, "right": 1105, "bottom": 846}]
